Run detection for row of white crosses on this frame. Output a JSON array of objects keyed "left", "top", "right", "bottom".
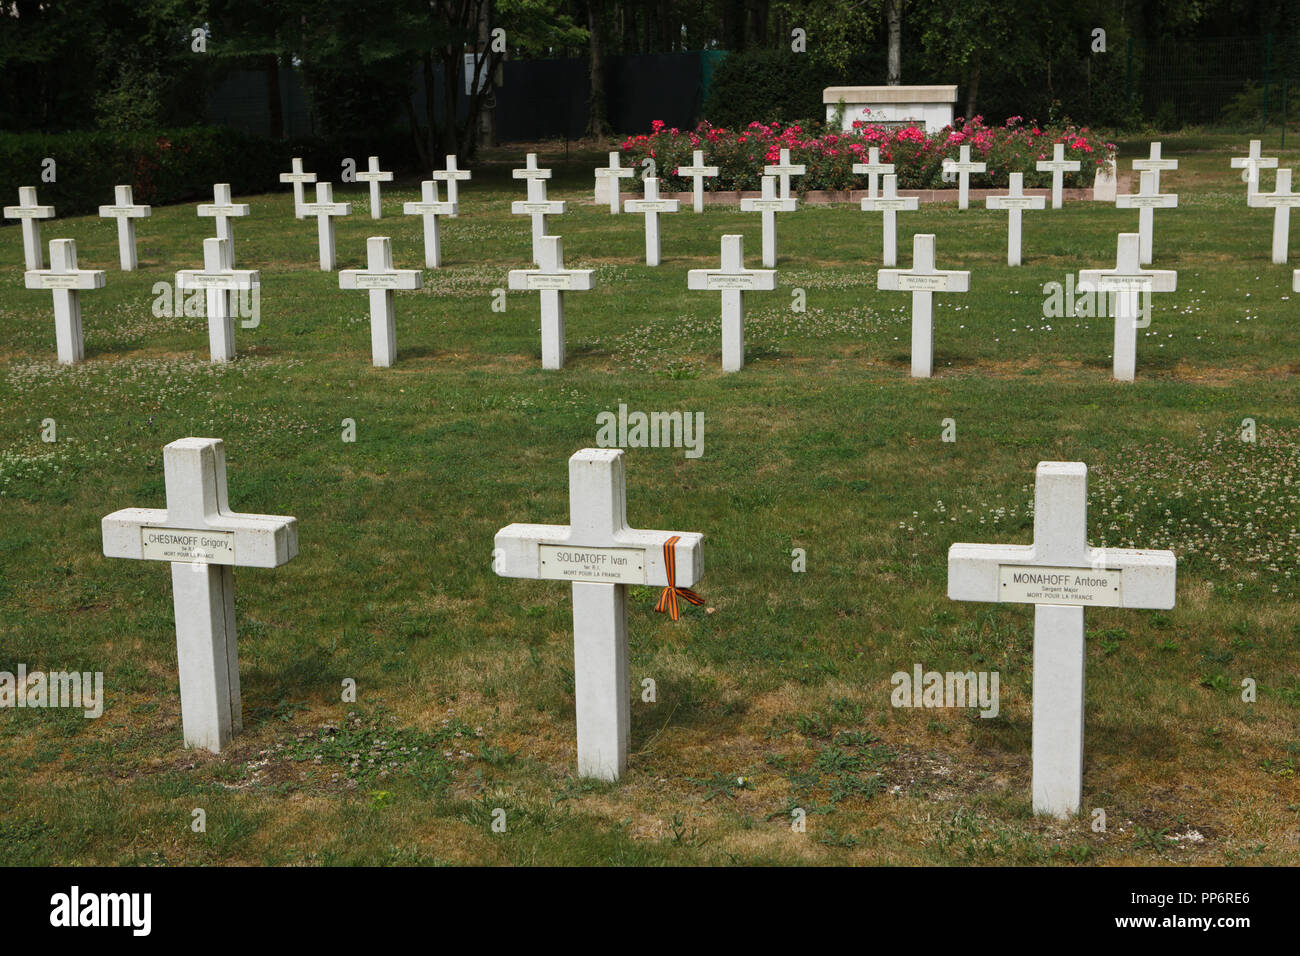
[
  {"left": 1230, "top": 140, "right": 1300, "bottom": 271},
  {"left": 99, "top": 435, "right": 1176, "bottom": 810},
  {"left": 288, "top": 154, "right": 468, "bottom": 266},
  {"left": 512, "top": 153, "right": 563, "bottom": 266},
  {"left": 875, "top": 230, "right": 1176, "bottom": 382},
  {"left": 6, "top": 185, "right": 152, "bottom": 273}
]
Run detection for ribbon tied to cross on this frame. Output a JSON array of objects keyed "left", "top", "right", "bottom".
[{"left": 654, "top": 534, "right": 704, "bottom": 621}]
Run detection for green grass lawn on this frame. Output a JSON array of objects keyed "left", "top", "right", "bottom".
[{"left": 1, "top": 130, "right": 1297, "bottom": 865}]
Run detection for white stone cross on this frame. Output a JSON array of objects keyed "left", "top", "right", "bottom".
[
  {"left": 23, "top": 238, "right": 105, "bottom": 364},
  {"left": 101, "top": 437, "right": 298, "bottom": 754},
  {"left": 860, "top": 173, "right": 917, "bottom": 267},
  {"left": 1231, "top": 139, "right": 1277, "bottom": 194},
  {"left": 279, "top": 157, "right": 317, "bottom": 219},
  {"left": 300, "top": 182, "right": 352, "bottom": 271},
  {"left": 594, "top": 151, "right": 635, "bottom": 214},
  {"left": 687, "top": 234, "right": 776, "bottom": 372},
  {"left": 948, "top": 460, "right": 1176, "bottom": 818},
  {"left": 764, "top": 147, "right": 806, "bottom": 199},
  {"left": 355, "top": 155, "right": 393, "bottom": 219},
  {"left": 338, "top": 236, "right": 424, "bottom": 367},
  {"left": 1035, "top": 143, "right": 1081, "bottom": 209},
  {"left": 98, "top": 185, "right": 151, "bottom": 271},
  {"left": 1131, "top": 142, "right": 1177, "bottom": 193},
  {"left": 985, "top": 172, "right": 1045, "bottom": 266},
  {"left": 432, "top": 154, "right": 471, "bottom": 217},
  {"left": 402, "top": 180, "right": 457, "bottom": 268},
  {"left": 623, "top": 177, "right": 681, "bottom": 266},
  {"left": 507, "top": 235, "right": 593, "bottom": 370},
  {"left": 1247, "top": 167, "right": 1300, "bottom": 264},
  {"left": 740, "top": 175, "right": 798, "bottom": 268},
  {"left": 942, "top": 144, "right": 987, "bottom": 210},
  {"left": 676, "top": 149, "right": 719, "bottom": 212},
  {"left": 1115, "top": 169, "right": 1177, "bottom": 264},
  {"left": 197, "top": 184, "right": 250, "bottom": 263},
  {"left": 494, "top": 447, "right": 703, "bottom": 781},
  {"left": 1078, "top": 232, "right": 1176, "bottom": 381},
  {"left": 4, "top": 186, "right": 56, "bottom": 270},
  {"left": 512, "top": 177, "right": 566, "bottom": 266},
  {"left": 877, "top": 233, "right": 970, "bottom": 378},
  {"left": 852, "top": 146, "right": 895, "bottom": 199},
  {"left": 513, "top": 152, "right": 552, "bottom": 182},
  {"left": 176, "top": 237, "right": 260, "bottom": 363}
]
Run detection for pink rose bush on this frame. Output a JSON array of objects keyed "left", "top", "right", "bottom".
[{"left": 619, "top": 116, "right": 1114, "bottom": 195}]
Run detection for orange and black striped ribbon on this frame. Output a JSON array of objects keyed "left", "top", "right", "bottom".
[{"left": 654, "top": 535, "right": 704, "bottom": 621}]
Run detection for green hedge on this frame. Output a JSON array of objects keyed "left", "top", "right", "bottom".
[
  {"left": 702, "top": 50, "right": 842, "bottom": 129},
  {"left": 0, "top": 127, "right": 418, "bottom": 218}
]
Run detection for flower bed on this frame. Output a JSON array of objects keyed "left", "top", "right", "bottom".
[{"left": 618, "top": 117, "right": 1114, "bottom": 195}]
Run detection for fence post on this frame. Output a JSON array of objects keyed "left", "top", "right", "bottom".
[
  {"left": 1264, "top": 32, "right": 1274, "bottom": 130},
  {"left": 1125, "top": 35, "right": 1133, "bottom": 116}
]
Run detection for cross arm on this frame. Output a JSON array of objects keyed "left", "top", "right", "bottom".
[
  {"left": 948, "top": 542, "right": 1175, "bottom": 608},
  {"left": 1116, "top": 194, "right": 1178, "bottom": 208},
  {"left": 339, "top": 270, "right": 423, "bottom": 291},
  {"left": 403, "top": 200, "right": 458, "bottom": 215},
  {"left": 24, "top": 269, "right": 105, "bottom": 290},
  {"left": 176, "top": 269, "right": 260, "bottom": 290},
  {"left": 860, "top": 196, "right": 919, "bottom": 211},
  {"left": 986, "top": 195, "right": 1047, "bottom": 210},
  {"left": 739, "top": 198, "right": 798, "bottom": 212},
  {"left": 102, "top": 507, "right": 298, "bottom": 568},
  {"left": 624, "top": 199, "right": 682, "bottom": 212},
  {"left": 1078, "top": 268, "right": 1176, "bottom": 293},
  {"left": 302, "top": 202, "right": 352, "bottom": 215},
  {"left": 687, "top": 268, "right": 776, "bottom": 291},
  {"left": 3, "top": 203, "right": 55, "bottom": 218},
  {"left": 877, "top": 269, "right": 970, "bottom": 293},
  {"left": 507, "top": 269, "right": 594, "bottom": 291},
  {"left": 99, "top": 205, "right": 151, "bottom": 218},
  {"left": 511, "top": 200, "right": 566, "bottom": 214},
  {"left": 494, "top": 523, "right": 703, "bottom": 587},
  {"left": 197, "top": 202, "right": 251, "bottom": 216}
]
